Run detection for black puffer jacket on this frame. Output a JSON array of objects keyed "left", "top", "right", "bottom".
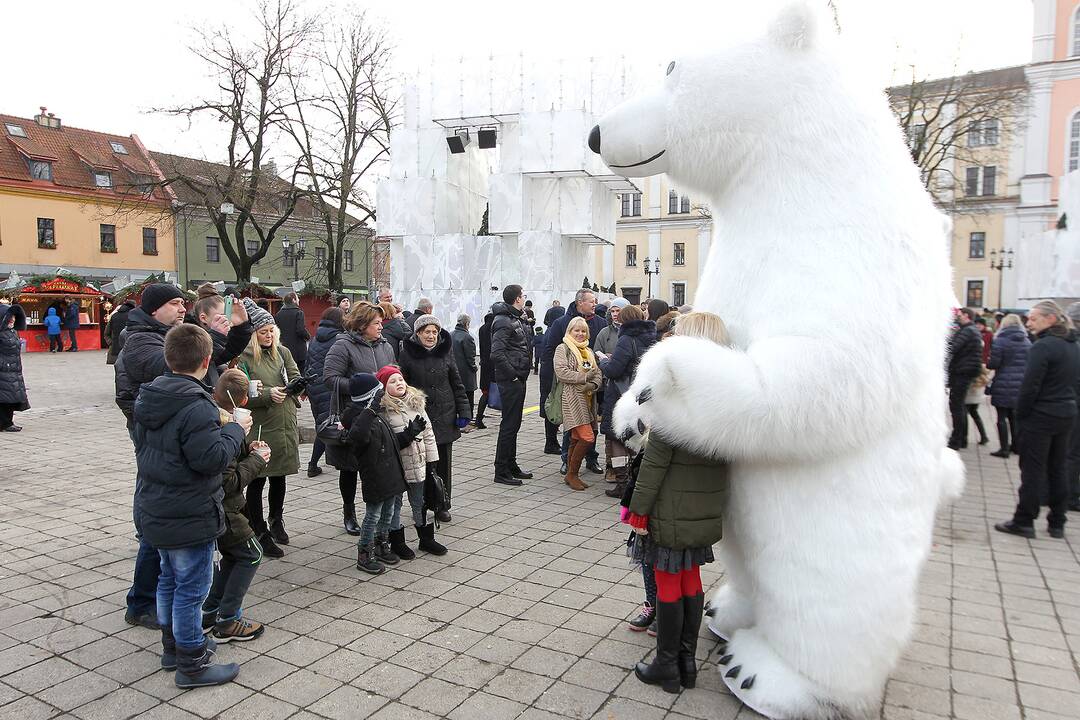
[
  {"left": 0, "top": 304, "right": 29, "bottom": 412},
  {"left": 1017, "top": 327, "right": 1080, "bottom": 419},
  {"left": 306, "top": 319, "right": 343, "bottom": 421},
  {"left": 132, "top": 373, "right": 246, "bottom": 549},
  {"left": 947, "top": 323, "right": 983, "bottom": 383},
  {"left": 490, "top": 302, "right": 532, "bottom": 383},
  {"left": 478, "top": 313, "right": 494, "bottom": 390},
  {"left": 398, "top": 330, "right": 470, "bottom": 445},
  {"left": 105, "top": 301, "right": 135, "bottom": 364},
  {"left": 599, "top": 320, "right": 657, "bottom": 436},
  {"left": 115, "top": 308, "right": 172, "bottom": 423},
  {"left": 342, "top": 401, "right": 408, "bottom": 504},
  {"left": 987, "top": 325, "right": 1031, "bottom": 409}
]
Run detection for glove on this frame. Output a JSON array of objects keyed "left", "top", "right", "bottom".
[
  {"left": 456, "top": 417, "right": 470, "bottom": 430},
  {"left": 405, "top": 415, "right": 426, "bottom": 440},
  {"left": 366, "top": 388, "right": 385, "bottom": 410}
]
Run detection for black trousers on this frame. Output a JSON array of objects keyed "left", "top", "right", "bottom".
[
  {"left": 339, "top": 470, "right": 357, "bottom": 506},
  {"left": 494, "top": 378, "right": 526, "bottom": 475},
  {"left": 0, "top": 406, "right": 13, "bottom": 429},
  {"left": 996, "top": 406, "right": 1018, "bottom": 452},
  {"left": 1013, "top": 413, "right": 1075, "bottom": 529},
  {"left": 948, "top": 377, "right": 973, "bottom": 447},
  {"left": 436, "top": 442, "right": 453, "bottom": 506},
  {"left": 476, "top": 390, "right": 488, "bottom": 423},
  {"left": 246, "top": 475, "right": 286, "bottom": 533},
  {"left": 465, "top": 391, "right": 475, "bottom": 420},
  {"left": 67, "top": 328, "right": 78, "bottom": 350},
  {"left": 1069, "top": 413, "right": 1080, "bottom": 505}
]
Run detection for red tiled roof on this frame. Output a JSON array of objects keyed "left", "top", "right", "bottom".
[{"left": 0, "top": 112, "right": 168, "bottom": 203}]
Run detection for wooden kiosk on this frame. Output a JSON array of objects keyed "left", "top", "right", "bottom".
[{"left": 14, "top": 276, "right": 110, "bottom": 352}]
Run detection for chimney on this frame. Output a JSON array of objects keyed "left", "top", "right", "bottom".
[{"left": 34, "top": 106, "right": 61, "bottom": 129}]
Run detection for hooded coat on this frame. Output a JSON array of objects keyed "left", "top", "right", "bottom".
[
  {"left": 599, "top": 319, "right": 657, "bottom": 436},
  {"left": 305, "top": 319, "right": 343, "bottom": 422},
  {"left": 105, "top": 301, "right": 135, "bottom": 364},
  {"left": 218, "top": 417, "right": 268, "bottom": 548},
  {"left": 381, "top": 386, "right": 439, "bottom": 484},
  {"left": 1017, "top": 327, "right": 1080, "bottom": 420},
  {"left": 44, "top": 307, "right": 62, "bottom": 335},
  {"left": 0, "top": 304, "right": 29, "bottom": 412},
  {"left": 490, "top": 301, "right": 532, "bottom": 382},
  {"left": 274, "top": 302, "right": 310, "bottom": 370},
  {"left": 987, "top": 324, "right": 1031, "bottom": 409},
  {"left": 322, "top": 330, "right": 397, "bottom": 471},
  {"left": 398, "top": 330, "right": 470, "bottom": 445},
  {"left": 238, "top": 343, "right": 301, "bottom": 477},
  {"left": 381, "top": 316, "right": 411, "bottom": 359},
  {"left": 451, "top": 324, "right": 478, "bottom": 393},
  {"left": 132, "top": 373, "right": 246, "bottom": 549}
]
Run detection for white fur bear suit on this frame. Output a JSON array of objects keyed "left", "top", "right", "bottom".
[{"left": 592, "top": 4, "right": 963, "bottom": 719}]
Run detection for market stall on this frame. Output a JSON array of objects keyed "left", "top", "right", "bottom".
[{"left": 13, "top": 276, "right": 110, "bottom": 353}]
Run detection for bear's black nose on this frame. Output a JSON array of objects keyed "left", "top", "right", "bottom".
[{"left": 588, "top": 125, "right": 601, "bottom": 154}]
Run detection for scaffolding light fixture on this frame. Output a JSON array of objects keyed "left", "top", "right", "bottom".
[
  {"left": 478, "top": 126, "right": 497, "bottom": 149},
  {"left": 447, "top": 129, "right": 471, "bottom": 154}
]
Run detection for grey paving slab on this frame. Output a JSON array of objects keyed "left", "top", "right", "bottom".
[{"left": 2, "top": 352, "right": 1079, "bottom": 719}]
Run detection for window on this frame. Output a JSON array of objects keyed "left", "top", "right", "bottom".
[
  {"left": 674, "top": 243, "right": 686, "bottom": 266},
  {"left": 132, "top": 174, "right": 155, "bottom": 194},
  {"left": 1070, "top": 112, "right": 1080, "bottom": 173},
  {"left": 906, "top": 123, "right": 926, "bottom": 154},
  {"left": 93, "top": 171, "right": 112, "bottom": 188},
  {"left": 37, "top": 218, "right": 56, "bottom": 248},
  {"left": 668, "top": 189, "right": 679, "bottom": 214},
  {"left": 29, "top": 160, "right": 52, "bottom": 181},
  {"left": 680, "top": 195, "right": 690, "bottom": 214},
  {"left": 314, "top": 246, "right": 327, "bottom": 268},
  {"left": 672, "top": 282, "right": 686, "bottom": 308},
  {"left": 633, "top": 192, "right": 641, "bottom": 216},
  {"left": 100, "top": 224, "right": 116, "bottom": 253},
  {"left": 142, "top": 227, "right": 157, "bottom": 255},
  {"left": 965, "top": 280, "right": 984, "bottom": 308},
  {"left": 621, "top": 193, "right": 631, "bottom": 216},
  {"left": 965, "top": 166, "right": 996, "bottom": 197},
  {"left": 206, "top": 237, "right": 220, "bottom": 263},
  {"left": 621, "top": 192, "right": 642, "bottom": 217},
  {"left": 968, "top": 232, "right": 985, "bottom": 259},
  {"left": 245, "top": 238, "right": 259, "bottom": 263},
  {"left": 109, "top": 141, "right": 128, "bottom": 154},
  {"left": 5, "top": 123, "right": 26, "bottom": 138},
  {"left": 1073, "top": 7, "right": 1080, "bottom": 56},
  {"left": 967, "top": 119, "right": 999, "bottom": 147},
  {"left": 344, "top": 250, "right": 354, "bottom": 272},
  {"left": 626, "top": 244, "right": 637, "bottom": 267}
]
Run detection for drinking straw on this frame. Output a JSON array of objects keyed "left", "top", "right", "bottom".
[
  {"left": 257, "top": 425, "right": 262, "bottom": 442},
  {"left": 225, "top": 389, "right": 238, "bottom": 410}
]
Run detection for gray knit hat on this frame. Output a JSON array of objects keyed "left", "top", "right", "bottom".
[
  {"left": 412, "top": 314, "right": 441, "bottom": 333},
  {"left": 242, "top": 297, "right": 274, "bottom": 330}
]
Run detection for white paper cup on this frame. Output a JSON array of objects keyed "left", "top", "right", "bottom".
[
  {"left": 248, "top": 380, "right": 259, "bottom": 398},
  {"left": 233, "top": 407, "right": 252, "bottom": 424}
]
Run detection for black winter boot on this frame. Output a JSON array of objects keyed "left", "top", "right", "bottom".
[
  {"left": 174, "top": 640, "right": 238, "bottom": 688},
  {"left": 374, "top": 535, "right": 400, "bottom": 565},
  {"left": 259, "top": 531, "right": 284, "bottom": 558},
  {"left": 678, "top": 593, "right": 705, "bottom": 688},
  {"left": 268, "top": 517, "right": 289, "bottom": 546},
  {"left": 343, "top": 503, "right": 361, "bottom": 536},
  {"left": 544, "top": 421, "right": 562, "bottom": 455},
  {"left": 356, "top": 544, "right": 385, "bottom": 575},
  {"left": 161, "top": 626, "right": 177, "bottom": 671},
  {"left": 388, "top": 527, "right": 415, "bottom": 560},
  {"left": 990, "top": 425, "right": 1011, "bottom": 458},
  {"left": 634, "top": 598, "right": 683, "bottom": 694},
  {"left": 416, "top": 523, "right": 447, "bottom": 556}
]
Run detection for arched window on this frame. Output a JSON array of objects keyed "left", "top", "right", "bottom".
[
  {"left": 1069, "top": 111, "right": 1080, "bottom": 173},
  {"left": 680, "top": 195, "right": 690, "bottom": 214},
  {"left": 668, "top": 189, "right": 679, "bottom": 214},
  {"left": 1073, "top": 5, "right": 1080, "bottom": 57}
]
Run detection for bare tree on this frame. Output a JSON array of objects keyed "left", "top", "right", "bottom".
[
  {"left": 156, "top": 0, "right": 315, "bottom": 283},
  {"left": 888, "top": 66, "right": 1027, "bottom": 206},
  {"left": 287, "top": 11, "right": 398, "bottom": 292}
]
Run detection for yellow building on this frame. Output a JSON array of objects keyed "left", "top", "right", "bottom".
[
  {"left": 592, "top": 176, "right": 711, "bottom": 308},
  {"left": 0, "top": 108, "right": 176, "bottom": 286}
]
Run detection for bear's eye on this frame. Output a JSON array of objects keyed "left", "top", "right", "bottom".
[{"left": 666, "top": 61, "right": 676, "bottom": 76}]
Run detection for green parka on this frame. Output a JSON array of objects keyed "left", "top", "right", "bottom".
[
  {"left": 239, "top": 343, "right": 301, "bottom": 477},
  {"left": 628, "top": 433, "right": 728, "bottom": 550},
  {"left": 219, "top": 427, "right": 267, "bottom": 547}
]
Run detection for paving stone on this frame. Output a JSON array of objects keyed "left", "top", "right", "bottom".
[
  {"left": 37, "top": 673, "right": 120, "bottom": 712},
  {"left": 307, "top": 686, "right": 389, "bottom": 719},
  {"left": 446, "top": 691, "right": 525, "bottom": 720},
  {"left": 483, "top": 667, "right": 553, "bottom": 704},
  {"left": 533, "top": 679, "right": 608, "bottom": 718},
  {"left": 353, "top": 662, "right": 425, "bottom": 700},
  {"left": 262, "top": 668, "right": 341, "bottom": 707},
  {"left": 68, "top": 687, "right": 158, "bottom": 720},
  {"left": 399, "top": 677, "right": 471, "bottom": 716}
]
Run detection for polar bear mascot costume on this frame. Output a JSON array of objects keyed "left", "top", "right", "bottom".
[{"left": 590, "top": 3, "right": 963, "bottom": 719}]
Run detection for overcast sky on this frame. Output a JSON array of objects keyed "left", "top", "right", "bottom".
[{"left": 4, "top": 0, "right": 1034, "bottom": 162}]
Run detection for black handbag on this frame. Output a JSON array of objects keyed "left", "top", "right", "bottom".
[
  {"left": 423, "top": 465, "right": 449, "bottom": 526},
  {"left": 316, "top": 391, "right": 348, "bottom": 447}
]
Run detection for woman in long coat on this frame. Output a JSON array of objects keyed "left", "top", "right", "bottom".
[
  {"left": 0, "top": 302, "right": 29, "bottom": 432},
  {"left": 238, "top": 300, "right": 300, "bottom": 558},
  {"left": 304, "top": 306, "right": 345, "bottom": 478},
  {"left": 987, "top": 313, "right": 1031, "bottom": 458},
  {"left": 553, "top": 316, "right": 602, "bottom": 491},
  {"left": 397, "top": 314, "right": 470, "bottom": 522}
]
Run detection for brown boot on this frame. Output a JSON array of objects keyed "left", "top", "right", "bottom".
[{"left": 564, "top": 437, "right": 589, "bottom": 491}]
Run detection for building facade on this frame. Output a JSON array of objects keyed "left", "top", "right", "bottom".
[{"left": 0, "top": 109, "right": 175, "bottom": 285}]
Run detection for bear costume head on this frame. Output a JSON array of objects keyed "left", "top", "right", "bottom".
[{"left": 591, "top": 3, "right": 963, "bottom": 719}]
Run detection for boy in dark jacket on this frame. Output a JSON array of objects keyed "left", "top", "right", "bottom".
[
  {"left": 202, "top": 369, "right": 270, "bottom": 643},
  {"left": 343, "top": 373, "right": 412, "bottom": 575},
  {"left": 132, "top": 324, "right": 250, "bottom": 688}
]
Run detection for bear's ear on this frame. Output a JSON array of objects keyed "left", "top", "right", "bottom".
[{"left": 768, "top": 1, "right": 820, "bottom": 52}]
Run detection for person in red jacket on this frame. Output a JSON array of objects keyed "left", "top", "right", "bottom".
[{"left": 975, "top": 316, "right": 993, "bottom": 365}]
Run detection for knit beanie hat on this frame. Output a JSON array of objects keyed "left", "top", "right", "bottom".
[
  {"left": 375, "top": 365, "right": 402, "bottom": 389},
  {"left": 610, "top": 297, "right": 630, "bottom": 310},
  {"left": 413, "top": 314, "right": 441, "bottom": 333},
  {"left": 349, "top": 372, "right": 380, "bottom": 402},
  {"left": 242, "top": 297, "right": 274, "bottom": 330},
  {"left": 140, "top": 283, "right": 184, "bottom": 315}
]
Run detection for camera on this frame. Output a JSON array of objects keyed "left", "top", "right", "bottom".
[{"left": 283, "top": 372, "right": 319, "bottom": 396}]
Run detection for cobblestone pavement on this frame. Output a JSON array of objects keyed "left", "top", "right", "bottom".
[{"left": 0, "top": 350, "right": 1078, "bottom": 720}]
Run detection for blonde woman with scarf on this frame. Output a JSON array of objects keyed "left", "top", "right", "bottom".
[{"left": 553, "top": 316, "right": 603, "bottom": 490}]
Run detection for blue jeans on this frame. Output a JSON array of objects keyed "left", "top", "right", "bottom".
[
  {"left": 126, "top": 536, "right": 161, "bottom": 616},
  {"left": 359, "top": 498, "right": 396, "bottom": 547},
  {"left": 157, "top": 542, "right": 215, "bottom": 649},
  {"left": 391, "top": 484, "right": 426, "bottom": 528},
  {"left": 562, "top": 430, "right": 599, "bottom": 464}
]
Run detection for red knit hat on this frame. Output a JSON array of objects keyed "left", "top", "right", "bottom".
[{"left": 375, "top": 365, "right": 402, "bottom": 389}]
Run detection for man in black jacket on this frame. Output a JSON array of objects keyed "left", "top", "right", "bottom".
[
  {"left": 996, "top": 302, "right": 1080, "bottom": 539},
  {"left": 452, "top": 314, "right": 478, "bottom": 417},
  {"left": 946, "top": 308, "right": 984, "bottom": 450},
  {"left": 274, "top": 292, "right": 310, "bottom": 372},
  {"left": 491, "top": 285, "right": 534, "bottom": 485},
  {"left": 475, "top": 313, "right": 494, "bottom": 429}
]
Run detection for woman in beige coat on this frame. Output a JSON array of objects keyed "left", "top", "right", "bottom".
[{"left": 554, "top": 316, "right": 602, "bottom": 490}]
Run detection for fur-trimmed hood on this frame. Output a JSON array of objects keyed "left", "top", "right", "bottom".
[{"left": 381, "top": 384, "right": 428, "bottom": 414}]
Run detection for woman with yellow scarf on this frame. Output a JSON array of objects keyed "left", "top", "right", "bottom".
[{"left": 553, "top": 316, "right": 603, "bottom": 490}]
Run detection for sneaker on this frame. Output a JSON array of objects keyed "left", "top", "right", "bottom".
[
  {"left": 1048, "top": 526, "right": 1065, "bottom": 539},
  {"left": 628, "top": 602, "right": 655, "bottom": 632},
  {"left": 994, "top": 521, "right": 1035, "bottom": 539},
  {"left": 213, "top": 617, "right": 265, "bottom": 642},
  {"left": 260, "top": 532, "right": 284, "bottom": 558},
  {"left": 125, "top": 610, "right": 160, "bottom": 629}
]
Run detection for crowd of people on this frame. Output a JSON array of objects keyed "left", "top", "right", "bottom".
[{"left": 945, "top": 302, "right": 1080, "bottom": 539}]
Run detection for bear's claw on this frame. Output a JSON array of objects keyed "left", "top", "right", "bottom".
[
  {"left": 719, "top": 654, "right": 733, "bottom": 665},
  {"left": 636, "top": 419, "right": 646, "bottom": 435},
  {"left": 741, "top": 675, "right": 756, "bottom": 690},
  {"left": 705, "top": 605, "right": 716, "bottom": 617},
  {"left": 726, "top": 665, "right": 742, "bottom": 679},
  {"left": 636, "top": 387, "right": 652, "bottom": 404}
]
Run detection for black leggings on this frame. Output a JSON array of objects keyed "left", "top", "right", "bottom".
[
  {"left": 246, "top": 476, "right": 285, "bottom": 533},
  {"left": 996, "top": 406, "right": 1018, "bottom": 451},
  {"left": 339, "top": 470, "right": 357, "bottom": 506},
  {"left": 965, "top": 404, "right": 988, "bottom": 442}
]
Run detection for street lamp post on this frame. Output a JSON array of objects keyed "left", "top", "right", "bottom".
[
  {"left": 643, "top": 256, "right": 661, "bottom": 302},
  {"left": 989, "top": 247, "right": 1013, "bottom": 310},
  {"left": 281, "top": 237, "right": 307, "bottom": 285}
]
